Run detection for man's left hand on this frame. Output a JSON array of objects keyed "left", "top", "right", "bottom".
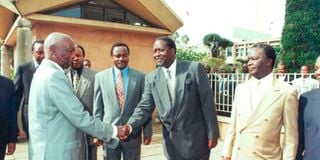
[
  {"left": 143, "top": 136, "right": 152, "bottom": 145},
  {"left": 6, "top": 143, "right": 16, "bottom": 155}
]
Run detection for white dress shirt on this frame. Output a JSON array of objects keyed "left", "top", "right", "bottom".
[{"left": 250, "top": 73, "right": 273, "bottom": 111}]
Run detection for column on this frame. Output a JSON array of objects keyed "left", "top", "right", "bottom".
[
  {"left": 14, "top": 17, "right": 32, "bottom": 74},
  {"left": 0, "top": 45, "right": 11, "bottom": 78}
]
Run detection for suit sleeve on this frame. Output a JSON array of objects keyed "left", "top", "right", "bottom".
[
  {"left": 7, "top": 80, "right": 18, "bottom": 143},
  {"left": 296, "top": 96, "right": 306, "bottom": 160},
  {"left": 221, "top": 86, "right": 239, "bottom": 157},
  {"left": 128, "top": 76, "right": 154, "bottom": 135},
  {"left": 196, "top": 63, "right": 219, "bottom": 140},
  {"left": 13, "top": 66, "right": 23, "bottom": 112},
  {"left": 93, "top": 75, "right": 104, "bottom": 120},
  {"left": 139, "top": 75, "right": 153, "bottom": 137},
  {"left": 282, "top": 88, "right": 299, "bottom": 159},
  {"left": 49, "top": 72, "right": 113, "bottom": 142}
]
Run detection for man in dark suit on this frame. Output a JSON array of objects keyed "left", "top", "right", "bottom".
[
  {"left": 124, "top": 36, "right": 219, "bottom": 160},
  {"left": 13, "top": 40, "right": 44, "bottom": 138},
  {"left": 296, "top": 56, "right": 320, "bottom": 160},
  {"left": 67, "top": 45, "right": 98, "bottom": 160},
  {"left": 93, "top": 42, "right": 152, "bottom": 160},
  {"left": 0, "top": 76, "right": 17, "bottom": 159}
]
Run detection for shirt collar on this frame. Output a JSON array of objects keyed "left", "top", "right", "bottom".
[
  {"left": 33, "top": 59, "right": 40, "bottom": 68},
  {"left": 162, "top": 59, "right": 177, "bottom": 77},
  {"left": 113, "top": 66, "right": 128, "bottom": 76},
  {"left": 251, "top": 72, "right": 273, "bottom": 85}
]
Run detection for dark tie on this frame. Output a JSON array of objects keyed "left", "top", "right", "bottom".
[{"left": 116, "top": 71, "right": 125, "bottom": 110}]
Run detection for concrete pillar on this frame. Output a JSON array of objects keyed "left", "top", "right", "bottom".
[
  {"left": 0, "top": 45, "right": 11, "bottom": 78},
  {"left": 14, "top": 17, "right": 32, "bottom": 74}
]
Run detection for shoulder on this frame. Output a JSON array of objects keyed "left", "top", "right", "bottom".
[
  {"left": 0, "top": 75, "right": 12, "bottom": 84},
  {"left": 301, "top": 89, "right": 319, "bottom": 98},
  {"left": 128, "top": 67, "right": 145, "bottom": 76},
  {"left": 96, "top": 68, "right": 112, "bottom": 77},
  {"left": 82, "top": 67, "right": 97, "bottom": 76}
]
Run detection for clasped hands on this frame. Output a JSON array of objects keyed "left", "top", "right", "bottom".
[{"left": 117, "top": 124, "right": 131, "bottom": 141}]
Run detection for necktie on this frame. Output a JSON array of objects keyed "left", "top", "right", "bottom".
[
  {"left": 116, "top": 71, "right": 125, "bottom": 110},
  {"left": 251, "top": 80, "right": 261, "bottom": 110},
  {"left": 73, "top": 70, "right": 80, "bottom": 92},
  {"left": 166, "top": 70, "right": 174, "bottom": 103}
]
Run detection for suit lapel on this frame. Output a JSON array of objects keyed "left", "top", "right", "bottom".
[
  {"left": 241, "top": 77, "right": 282, "bottom": 130},
  {"left": 171, "top": 61, "right": 188, "bottom": 126},
  {"left": 122, "top": 68, "right": 136, "bottom": 112},
  {"left": 105, "top": 69, "right": 121, "bottom": 113},
  {"left": 154, "top": 68, "right": 172, "bottom": 110},
  {"left": 76, "top": 68, "right": 89, "bottom": 98}
]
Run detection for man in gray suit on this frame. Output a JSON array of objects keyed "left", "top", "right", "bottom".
[
  {"left": 14, "top": 40, "right": 44, "bottom": 139},
  {"left": 28, "top": 32, "right": 128, "bottom": 160},
  {"left": 123, "top": 36, "right": 219, "bottom": 160},
  {"left": 93, "top": 42, "right": 152, "bottom": 160},
  {"left": 68, "top": 45, "right": 98, "bottom": 160},
  {"left": 296, "top": 56, "right": 320, "bottom": 160}
]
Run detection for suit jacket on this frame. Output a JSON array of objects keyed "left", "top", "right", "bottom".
[
  {"left": 93, "top": 67, "right": 152, "bottom": 149},
  {"left": 0, "top": 76, "right": 17, "bottom": 144},
  {"left": 28, "top": 59, "right": 114, "bottom": 160},
  {"left": 128, "top": 60, "right": 219, "bottom": 159},
  {"left": 67, "top": 67, "right": 97, "bottom": 114},
  {"left": 296, "top": 89, "right": 320, "bottom": 160},
  {"left": 221, "top": 76, "right": 299, "bottom": 160},
  {"left": 14, "top": 61, "right": 35, "bottom": 110}
]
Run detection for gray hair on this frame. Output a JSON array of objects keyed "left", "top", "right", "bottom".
[{"left": 44, "top": 32, "right": 73, "bottom": 58}]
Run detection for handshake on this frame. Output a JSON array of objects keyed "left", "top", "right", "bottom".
[{"left": 117, "top": 124, "right": 131, "bottom": 141}]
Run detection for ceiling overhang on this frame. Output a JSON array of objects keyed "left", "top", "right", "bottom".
[
  {"left": 15, "top": 0, "right": 83, "bottom": 16},
  {"left": 115, "top": 0, "right": 183, "bottom": 33},
  {"left": 0, "top": 0, "right": 183, "bottom": 46}
]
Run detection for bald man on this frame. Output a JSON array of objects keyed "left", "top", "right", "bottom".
[{"left": 28, "top": 32, "right": 128, "bottom": 160}]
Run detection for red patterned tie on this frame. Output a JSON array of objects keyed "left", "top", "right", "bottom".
[{"left": 116, "top": 71, "right": 125, "bottom": 110}]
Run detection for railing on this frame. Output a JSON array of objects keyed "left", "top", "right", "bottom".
[{"left": 208, "top": 73, "right": 318, "bottom": 117}]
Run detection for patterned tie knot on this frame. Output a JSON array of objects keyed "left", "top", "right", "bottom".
[{"left": 116, "top": 71, "right": 125, "bottom": 110}]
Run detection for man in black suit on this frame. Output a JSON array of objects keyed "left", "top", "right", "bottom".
[
  {"left": 0, "top": 75, "right": 17, "bottom": 159},
  {"left": 13, "top": 40, "right": 44, "bottom": 138}
]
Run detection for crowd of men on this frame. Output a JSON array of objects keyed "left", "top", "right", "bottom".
[{"left": 1, "top": 32, "right": 320, "bottom": 160}]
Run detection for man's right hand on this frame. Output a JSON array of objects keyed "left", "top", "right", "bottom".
[{"left": 117, "top": 125, "right": 130, "bottom": 141}]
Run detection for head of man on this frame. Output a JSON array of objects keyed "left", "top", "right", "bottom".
[
  {"left": 71, "top": 45, "right": 85, "bottom": 69},
  {"left": 153, "top": 36, "right": 176, "bottom": 68},
  {"left": 277, "top": 64, "right": 287, "bottom": 74},
  {"left": 247, "top": 43, "right": 276, "bottom": 79},
  {"left": 300, "top": 65, "right": 310, "bottom": 78},
  {"left": 83, "top": 59, "right": 91, "bottom": 68},
  {"left": 44, "top": 32, "right": 75, "bottom": 69},
  {"left": 314, "top": 56, "right": 320, "bottom": 80},
  {"left": 32, "top": 40, "right": 45, "bottom": 64},
  {"left": 110, "top": 42, "right": 130, "bottom": 70}
]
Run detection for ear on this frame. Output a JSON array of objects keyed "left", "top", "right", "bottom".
[{"left": 49, "top": 45, "right": 56, "bottom": 54}]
